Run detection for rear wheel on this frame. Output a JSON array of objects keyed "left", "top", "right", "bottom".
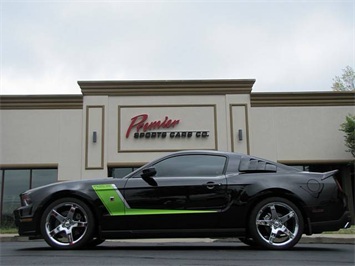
[
  {"left": 249, "top": 197, "right": 304, "bottom": 250},
  {"left": 40, "top": 197, "right": 95, "bottom": 249}
]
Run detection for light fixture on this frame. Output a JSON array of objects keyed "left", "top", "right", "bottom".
[
  {"left": 238, "top": 129, "right": 243, "bottom": 141},
  {"left": 93, "top": 131, "right": 97, "bottom": 143}
]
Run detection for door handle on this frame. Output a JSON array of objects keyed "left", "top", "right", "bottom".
[{"left": 204, "top": 182, "right": 221, "bottom": 190}]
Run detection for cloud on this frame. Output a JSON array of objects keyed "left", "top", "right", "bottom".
[{"left": 1, "top": 1, "right": 353, "bottom": 94}]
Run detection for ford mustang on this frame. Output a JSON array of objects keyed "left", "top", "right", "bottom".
[{"left": 14, "top": 150, "right": 351, "bottom": 250}]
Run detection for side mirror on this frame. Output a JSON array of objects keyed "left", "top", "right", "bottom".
[
  {"left": 141, "top": 167, "right": 157, "bottom": 178},
  {"left": 141, "top": 167, "right": 158, "bottom": 187}
]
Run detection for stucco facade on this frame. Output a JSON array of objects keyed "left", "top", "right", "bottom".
[{"left": 0, "top": 79, "right": 354, "bottom": 223}]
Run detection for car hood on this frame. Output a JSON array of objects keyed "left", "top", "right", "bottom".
[{"left": 23, "top": 177, "right": 119, "bottom": 195}]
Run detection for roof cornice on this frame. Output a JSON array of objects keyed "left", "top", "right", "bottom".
[
  {"left": 78, "top": 79, "right": 256, "bottom": 96},
  {"left": 0, "top": 95, "right": 83, "bottom": 109},
  {"left": 251, "top": 91, "right": 355, "bottom": 107}
]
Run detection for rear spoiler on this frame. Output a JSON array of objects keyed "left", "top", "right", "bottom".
[{"left": 321, "top": 170, "right": 338, "bottom": 180}]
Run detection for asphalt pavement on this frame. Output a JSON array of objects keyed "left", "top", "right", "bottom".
[{"left": 0, "top": 233, "right": 354, "bottom": 244}]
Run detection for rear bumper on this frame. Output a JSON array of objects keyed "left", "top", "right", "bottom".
[{"left": 309, "top": 211, "right": 352, "bottom": 234}]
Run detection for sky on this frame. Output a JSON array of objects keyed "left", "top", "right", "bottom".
[{"left": 1, "top": 0, "right": 354, "bottom": 95}]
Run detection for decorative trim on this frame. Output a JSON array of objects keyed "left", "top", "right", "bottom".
[
  {"left": 78, "top": 79, "right": 255, "bottom": 96},
  {"left": 251, "top": 91, "right": 355, "bottom": 107},
  {"left": 0, "top": 95, "right": 83, "bottom": 109},
  {"left": 85, "top": 106, "right": 105, "bottom": 169},
  {"left": 213, "top": 104, "right": 219, "bottom": 151},
  {"left": 229, "top": 104, "right": 250, "bottom": 154},
  {"left": 107, "top": 162, "right": 145, "bottom": 168},
  {"left": 0, "top": 164, "right": 58, "bottom": 169}
]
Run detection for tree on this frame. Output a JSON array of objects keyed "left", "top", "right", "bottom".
[
  {"left": 340, "top": 114, "right": 355, "bottom": 157},
  {"left": 332, "top": 66, "right": 355, "bottom": 91}
]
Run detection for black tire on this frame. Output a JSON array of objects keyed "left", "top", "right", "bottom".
[
  {"left": 238, "top": 237, "right": 259, "bottom": 247},
  {"left": 86, "top": 237, "right": 105, "bottom": 248},
  {"left": 40, "top": 197, "right": 95, "bottom": 250},
  {"left": 248, "top": 197, "right": 304, "bottom": 250}
]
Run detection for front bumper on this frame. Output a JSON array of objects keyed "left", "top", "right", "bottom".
[{"left": 13, "top": 207, "right": 41, "bottom": 238}]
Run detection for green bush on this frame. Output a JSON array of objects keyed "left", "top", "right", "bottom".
[{"left": 340, "top": 115, "right": 355, "bottom": 157}]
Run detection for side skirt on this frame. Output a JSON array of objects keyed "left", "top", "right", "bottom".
[{"left": 100, "top": 228, "right": 246, "bottom": 239}]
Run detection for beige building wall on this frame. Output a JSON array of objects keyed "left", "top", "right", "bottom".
[
  {"left": 0, "top": 96, "right": 83, "bottom": 181},
  {"left": 249, "top": 92, "right": 355, "bottom": 163},
  {"left": 0, "top": 83, "right": 354, "bottom": 182},
  {"left": 79, "top": 80, "right": 254, "bottom": 179},
  {"left": 249, "top": 106, "right": 354, "bottom": 162}
]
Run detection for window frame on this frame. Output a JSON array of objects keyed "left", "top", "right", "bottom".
[{"left": 133, "top": 154, "right": 229, "bottom": 179}]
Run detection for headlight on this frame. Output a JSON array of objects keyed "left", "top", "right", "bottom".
[{"left": 20, "top": 193, "right": 32, "bottom": 206}]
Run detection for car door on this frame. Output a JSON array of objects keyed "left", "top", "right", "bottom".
[{"left": 123, "top": 154, "right": 229, "bottom": 230}]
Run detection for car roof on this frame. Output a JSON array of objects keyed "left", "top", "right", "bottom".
[{"left": 171, "top": 150, "right": 242, "bottom": 157}]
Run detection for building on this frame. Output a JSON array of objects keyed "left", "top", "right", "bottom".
[{"left": 0, "top": 79, "right": 354, "bottom": 225}]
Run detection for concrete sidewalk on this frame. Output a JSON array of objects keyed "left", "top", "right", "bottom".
[
  {"left": 0, "top": 234, "right": 354, "bottom": 244},
  {"left": 299, "top": 234, "right": 355, "bottom": 244}
]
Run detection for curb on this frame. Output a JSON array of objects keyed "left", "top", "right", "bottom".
[
  {"left": 0, "top": 234, "right": 354, "bottom": 244},
  {"left": 0, "top": 234, "right": 34, "bottom": 242},
  {"left": 216, "top": 235, "right": 355, "bottom": 245},
  {"left": 300, "top": 234, "right": 355, "bottom": 244}
]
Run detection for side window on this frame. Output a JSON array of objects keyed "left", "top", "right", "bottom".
[{"left": 153, "top": 155, "right": 227, "bottom": 177}]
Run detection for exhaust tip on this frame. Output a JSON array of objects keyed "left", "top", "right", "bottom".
[{"left": 344, "top": 222, "right": 351, "bottom": 229}]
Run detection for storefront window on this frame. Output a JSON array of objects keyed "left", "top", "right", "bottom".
[
  {"left": 0, "top": 170, "right": 2, "bottom": 215},
  {"left": 32, "top": 169, "right": 57, "bottom": 188},
  {"left": 2, "top": 170, "right": 30, "bottom": 225},
  {"left": 109, "top": 167, "right": 139, "bottom": 178},
  {"left": 291, "top": 165, "right": 310, "bottom": 171},
  {"left": 0, "top": 168, "right": 57, "bottom": 226}
]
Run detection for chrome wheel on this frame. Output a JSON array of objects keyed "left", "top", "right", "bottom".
[
  {"left": 41, "top": 198, "right": 94, "bottom": 249},
  {"left": 249, "top": 197, "right": 303, "bottom": 249}
]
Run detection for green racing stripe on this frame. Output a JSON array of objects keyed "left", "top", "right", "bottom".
[{"left": 92, "top": 184, "right": 217, "bottom": 216}]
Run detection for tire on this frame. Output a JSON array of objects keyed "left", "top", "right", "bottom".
[
  {"left": 40, "top": 197, "right": 95, "bottom": 249},
  {"left": 248, "top": 197, "right": 304, "bottom": 250},
  {"left": 238, "top": 237, "right": 259, "bottom": 247},
  {"left": 86, "top": 237, "right": 105, "bottom": 248}
]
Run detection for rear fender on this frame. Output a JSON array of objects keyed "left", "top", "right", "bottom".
[{"left": 243, "top": 188, "right": 309, "bottom": 233}]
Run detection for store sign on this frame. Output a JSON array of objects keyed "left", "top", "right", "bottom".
[
  {"left": 118, "top": 105, "right": 217, "bottom": 152},
  {"left": 125, "top": 114, "right": 209, "bottom": 139}
]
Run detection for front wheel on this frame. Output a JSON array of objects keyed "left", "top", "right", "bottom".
[
  {"left": 249, "top": 197, "right": 304, "bottom": 250},
  {"left": 40, "top": 197, "right": 95, "bottom": 249}
]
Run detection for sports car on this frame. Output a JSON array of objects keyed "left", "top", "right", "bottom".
[{"left": 14, "top": 150, "right": 351, "bottom": 250}]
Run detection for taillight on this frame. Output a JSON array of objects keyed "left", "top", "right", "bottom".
[
  {"left": 321, "top": 170, "right": 343, "bottom": 193},
  {"left": 335, "top": 179, "right": 344, "bottom": 193}
]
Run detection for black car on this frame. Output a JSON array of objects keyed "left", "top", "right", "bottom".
[{"left": 14, "top": 150, "right": 351, "bottom": 250}]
